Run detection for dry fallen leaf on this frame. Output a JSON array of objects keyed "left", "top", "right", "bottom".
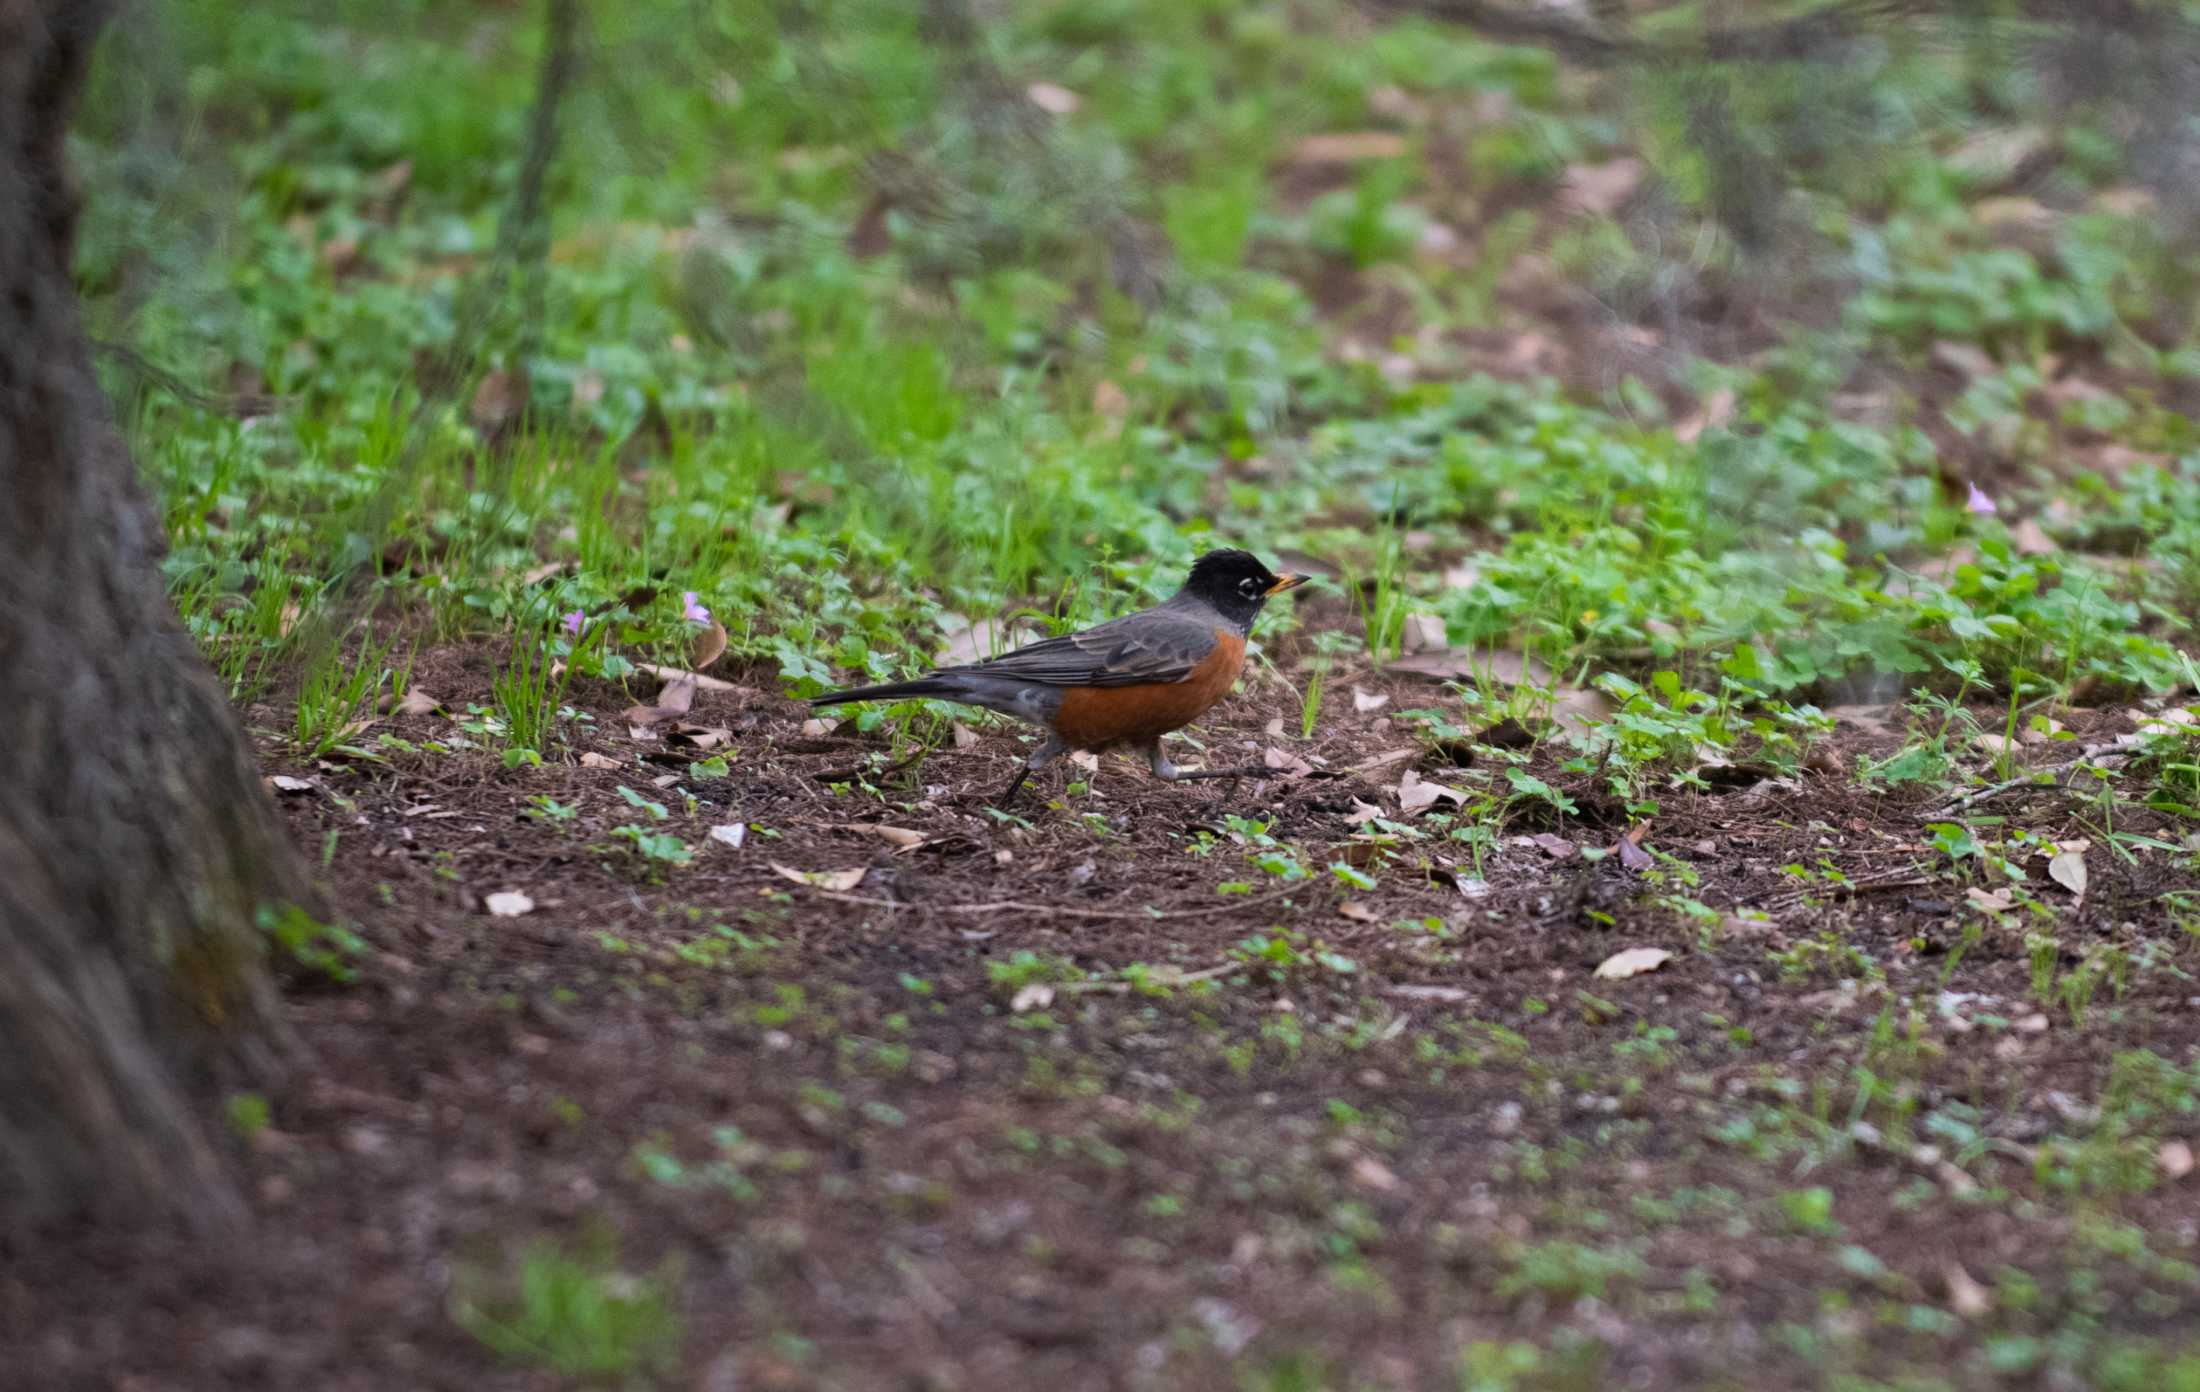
[
  {"left": 1557, "top": 156, "right": 1644, "bottom": 217},
  {"left": 1593, "top": 947, "right": 1672, "bottom": 980},
  {"left": 1386, "top": 647, "right": 1613, "bottom": 729},
  {"left": 662, "top": 723, "right": 731, "bottom": 752},
  {"left": 1944, "top": 1262, "right": 1993, "bottom": 1319},
  {"left": 708, "top": 824, "right": 747, "bottom": 850},
  {"left": 268, "top": 775, "right": 316, "bottom": 794},
  {"left": 1348, "top": 1155, "right": 1399, "bottom": 1192},
  {"left": 859, "top": 824, "right": 927, "bottom": 851},
  {"left": 800, "top": 717, "right": 837, "bottom": 738},
  {"left": 2133, "top": 706, "right": 2198, "bottom": 737},
  {"left": 1400, "top": 612, "right": 1516, "bottom": 668},
  {"left": 1346, "top": 747, "right": 1419, "bottom": 776},
  {"left": 2010, "top": 518, "right": 2057, "bottom": 556},
  {"left": 1616, "top": 825, "right": 1654, "bottom": 872},
  {"left": 1352, "top": 688, "right": 1390, "bottom": 714},
  {"left": 484, "top": 891, "right": 535, "bottom": 918},
  {"left": 1673, "top": 387, "right": 1737, "bottom": 444},
  {"left": 1011, "top": 983, "right": 1055, "bottom": 1014},
  {"left": 1262, "top": 746, "right": 1315, "bottom": 777},
  {"left": 1345, "top": 798, "right": 1384, "bottom": 825},
  {"left": 579, "top": 751, "right": 621, "bottom": 770},
  {"left": 1337, "top": 900, "right": 1378, "bottom": 923},
  {"left": 1931, "top": 339, "right": 1998, "bottom": 380},
  {"left": 2095, "top": 185, "right": 2157, "bottom": 217},
  {"left": 1025, "top": 81, "right": 1079, "bottom": 115},
  {"left": 1398, "top": 613, "right": 1448, "bottom": 654},
  {"left": 469, "top": 369, "right": 524, "bottom": 431},
  {"left": 1529, "top": 833, "right": 1575, "bottom": 860},
  {"left": 379, "top": 687, "right": 444, "bottom": 717},
  {"left": 1973, "top": 194, "right": 2058, "bottom": 240},
  {"left": 2161, "top": 1139, "right": 2196, "bottom": 1180},
  {"left": 631, "top": 663, "right": 740, "bottom": 691},
  {"left": 1966, "top": 887, "right": 2016, "bottom": 914},
  {"left": 689, "top": 616, "right": 728, "bottom": 672},
  {"left": 1397, "top": 768, "right": 1465, "bottom": 811},
  {"left": 1292, "top": 131, "right": 1408, "bottom": 163},
  {"left": 2047, "top": 850, "right": 2088, "bottom": 901},
  {"left": 622, "top": 673, "right": 700, "bottom": 727},
  {"left": 1825, "top": 704, "right": 1898, "bottom": 738},
  {"left": 1946, "top": 125, "right": 2047, "bottom": 185},
  {"left": 770, "top": 863, "right": 866, "bottom": 892}
]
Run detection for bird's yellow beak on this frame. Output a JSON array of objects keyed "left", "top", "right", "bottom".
[{"left": 1264, "top": 573, "right": 1310, "bottom": 596}]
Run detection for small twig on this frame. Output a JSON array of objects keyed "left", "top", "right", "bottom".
[
  {"left": 1923, "top": 740, "right": 2134, "bottom": 819},
  {"left": 809, "top": 751, "right": 926, "bottom": 784},
  {"left": 1761, "top": 868, "right": 1936, "bottom": 912},
  {"left": 1056, "top": 963, "right": 1237, "bottom": 995},
  {"left": 1344, "top": 747, "right": 1420, "bottom": 776},
  {"left": 90, "top": 338, "right": 284, "bottom": 416},
  {"left": 788, "top": 884, "right": 1307, "bottom": 921}
]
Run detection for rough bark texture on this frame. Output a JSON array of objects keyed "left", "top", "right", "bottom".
[{"left": 0, "top": 0, "right": 302, "bottom": 1232}]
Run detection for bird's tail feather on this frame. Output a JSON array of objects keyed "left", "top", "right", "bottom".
[{"left": 810, "top": 677, "right": 956, "bottom": 708}]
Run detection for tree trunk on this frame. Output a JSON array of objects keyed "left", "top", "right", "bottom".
[{"left": 0, "top": 0, "right": 302, "bottom": 1231}]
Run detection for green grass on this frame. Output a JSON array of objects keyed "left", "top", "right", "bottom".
[
  {"left": 451, "top": 1233, "right": 683, "bottom": 1383},
  {"left": 82, "top": 2, "right": 2200, "bottom": 771}
]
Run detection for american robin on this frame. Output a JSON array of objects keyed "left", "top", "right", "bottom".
[{"left": 811, "top": 549, "right": 1310, "bottom": 803}]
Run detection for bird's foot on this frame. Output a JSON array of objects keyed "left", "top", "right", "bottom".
[{"left": 993, "top": 738, "right": 1068, "bottom": 807}]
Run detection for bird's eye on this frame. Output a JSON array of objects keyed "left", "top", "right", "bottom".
[{"left": 1240, "top": 577, "right": 1263, "bottom": 595}]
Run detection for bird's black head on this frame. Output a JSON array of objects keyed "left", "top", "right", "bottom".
[{"left": 1177, "top": 548, "right": 1309, "bottom": 629}]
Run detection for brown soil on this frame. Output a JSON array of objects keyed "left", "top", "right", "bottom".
[{"left": 8, "top": 637, "right": 2197, "bottom": 1391}]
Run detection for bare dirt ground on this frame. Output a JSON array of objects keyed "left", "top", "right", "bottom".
[{"left": 10, "top": 603, "right": 2199, "bottom": 1391}]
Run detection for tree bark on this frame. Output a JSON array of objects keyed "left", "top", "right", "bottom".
[{"left": 0, "top": 0, "right": 302, "bottom": 1231}]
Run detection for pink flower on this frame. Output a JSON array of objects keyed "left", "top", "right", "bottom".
[
  {"left": 561, "top": 609, "right": 585, "bottom": 636},
  {"left": 682, "top": 591, "right": 712, "bottom": 624},
  {"left": 1965, "top": 482, "right": 1997, "bottom": 515}
]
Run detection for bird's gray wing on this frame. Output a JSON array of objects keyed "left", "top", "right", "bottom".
[{"left": 956, "top": 607, "right": 1219, "bottom": 688}]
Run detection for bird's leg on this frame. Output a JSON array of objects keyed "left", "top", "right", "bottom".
[
  {"left": 1143, "top": 739, "right": 1182, "bottom": 782},
  {"left": 1143, "top": 739, "right": 1269, "bottom": 783},
  {"left": 995, "top": 736, "right": 1067, "bottom": 807}
]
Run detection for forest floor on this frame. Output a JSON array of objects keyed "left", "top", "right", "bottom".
[
  {"left": 18, "top": 629, "right": 2200, "bottom": 1392},
  {"left": 16, "top": 1, "right": 2200, "bottom": 1388}
]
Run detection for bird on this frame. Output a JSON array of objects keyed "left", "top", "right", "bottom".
[{"left": 810, "top": 549, "right": 1309, "bottom": 804}]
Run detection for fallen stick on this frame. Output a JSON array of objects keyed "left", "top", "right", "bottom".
[{"left": 786, "top": 884, "right": 1307, "bottom": 921}]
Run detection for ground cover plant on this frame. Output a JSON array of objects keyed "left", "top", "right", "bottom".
[{"left": 16, "top": 0, "right": 2200, "bottom": 1387}]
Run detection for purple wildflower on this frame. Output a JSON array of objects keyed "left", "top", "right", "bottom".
[
  {"left": 682, "top": 591, "right": 712, "bottom": 624},
  {"left": 1965, "top": 482, "right": 1997, "bottom": 516},
  {"left": 561, "top": 609, "right": 586, "bottom": 637}
]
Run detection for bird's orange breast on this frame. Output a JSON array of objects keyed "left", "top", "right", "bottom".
[{"left": 1051, "top": 629, "right": 1246, "bottom": 750}]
